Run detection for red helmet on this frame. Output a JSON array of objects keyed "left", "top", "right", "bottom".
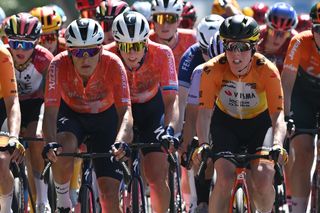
[
  {"left": 75, "top": 0, "right": 102, "bottom": 11},
  {"left": 251, "top": 3, "right": 269, "bottom": 24},
  {"left": 296, "top": 13, "right": 312, "bottom": 32},
  {"left": 96, "top": 0, "right": 129, "bottom": 21},
  {"left": 179, "top": 1, "right": 197, "bottom": 29}
]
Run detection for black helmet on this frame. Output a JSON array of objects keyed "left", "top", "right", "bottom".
[
  {"left": 310, "top": 2, "right": 320, "bottom": 24},
  {"left": 219, "top": 15, "right": 260, "bottom": 43}
]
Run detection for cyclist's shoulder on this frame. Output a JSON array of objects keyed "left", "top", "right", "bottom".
[
  {"left": 291, "top": 30, "right": 313, "bottom": 42},
  {"left": 0, "top": 45, "right": 12, "bottom": 61},
  {"left": 33, "top": 45, "right": 54, "bottom": 61},
  {"left": 252, "top": 53, "right": 280, "bottom": 77},
  {"left": 148, "top": 39, "right": 174, "bottom": 57},
  {"left": 201, "top": 54, "right": 227, "bottom": 76}
]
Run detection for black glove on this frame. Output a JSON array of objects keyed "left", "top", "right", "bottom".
[{"left": 42, "top": 142, "right": 62, "bottom": 160}]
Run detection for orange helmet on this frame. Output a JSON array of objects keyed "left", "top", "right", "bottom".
[{"left": 30, "top": 6, "right": 62, "bottom": 33}]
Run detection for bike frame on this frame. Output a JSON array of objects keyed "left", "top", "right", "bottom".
[{"left": 229, "top": 167, "right": 251, "bottom": 213}]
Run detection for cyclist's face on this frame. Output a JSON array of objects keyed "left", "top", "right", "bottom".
[
  {"left": 266, "top": 28, "right": 290, "bottom": 49},
  {"left": 103, "top": 30, "right": 114, "bottom": 45},
  {"left": 71, "top": 45, "right": 101, "bottom": 79},
  {"left": 153, "top": 13, "right": 180, "bottom": 41},
  {"left": 119, "top": 47, "right": 146, "bottom": 69},
  {"left": 9, "top": 39, "right": 36, "bottom": 65},
  {"left": 39, "top": 33, "right": 59, "bottom": 54},
  {"left": 313, "top": 24, "right": 320, "bottom": 47},
  {"left": 225, "top": 42, "right": 253, "bottom": 76}
]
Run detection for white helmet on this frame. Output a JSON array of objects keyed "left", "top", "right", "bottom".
[
  {"left": 131, "top": 1, "right": 152, "bottom": 21},
  {"left": 197, "top": 14, "right": 224, "bottom": 49},
  {"left": 65, "top": 18, "right": 104, "bottom": 47},
  {"left": 151, "top": 0, "right": 183, "bottom": 16},
  {"left": 208, "top": 32, "right": 224, "bottom": 58},
  {"left": 112, "top": 11, "right": 150, "bottom": 43},
  {"left": 0, "top": 7, "right": 6, "bottom": 24}
]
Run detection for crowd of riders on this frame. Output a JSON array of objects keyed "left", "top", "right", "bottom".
[{"left": 0, "top": 0, "right": 318, "bottom": 213}]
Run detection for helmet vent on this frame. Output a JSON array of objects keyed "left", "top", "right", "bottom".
[
  {"left": 116, "top": 21, "right": 124, "bottom": 36},
  {"left": 68, "top": 26, "right": 76, "bottom": 38},
  {"left": 140, "top": 20, "right": 145, "bottom": 35}
]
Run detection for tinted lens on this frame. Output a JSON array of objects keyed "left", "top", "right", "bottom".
[
  {"left": 313, "top": 24, "right": 320, "bottom": 33},
  {"left": 224, "top": 42, "right": 251, "bottom": 52},
  {"left": 267, "top": 28, "right": 290, "bottom": 38},
  {"left": 153, "top": 14, "right": 178, "bottom": 25},
  {"left": 8, "top": 40, "right": 35, "bottom": 50},
  {"left": 70, "top": 47, "right": 101, "bottom": 58},
  {"left": 118, "top": 42, "right": 146, "bottom": 53}
]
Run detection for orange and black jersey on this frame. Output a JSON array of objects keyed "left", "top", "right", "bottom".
[{"left": 199, "top": 53, "right": 284, "bottom": 119}]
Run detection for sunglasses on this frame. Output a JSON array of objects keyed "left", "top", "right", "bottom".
[
  {"left": 153, "top": 14, "right": 179, "bottom": 25},
  {"left": 69, "top": 47, "right": 101, "bottom": 58},
  {"left": 223, "top": 42, "right": 252, "bottom": 52},
  {"left": 100, "top": 20, "right": 113, "bottom": 32},
  {"left": 313, "top": 24, "right": 320, "bottom": 34},
  {"left": 8, "top": 39, "right": 36, "bottom": 50},
  {"left": 267, "top": 28, "right": 290, "bottom": 38},
  {"left": 40, "top": 34, "right": 58, "bottom": 44},
  {"left": 117, "top": 41, "right": 147, "bottom": 53}
]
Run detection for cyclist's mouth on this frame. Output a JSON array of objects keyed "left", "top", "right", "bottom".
[
  {"left": 233, "top": 59, "right": 242, "bottom": 64},
  {"left": 16, "top": 54, "right": 25, "bottom": 60}
]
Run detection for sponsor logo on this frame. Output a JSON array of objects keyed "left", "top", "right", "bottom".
[
  {"left": 48, "top": 63, "right": 57, "bottom": 90},
  {"left": 289, "top": 40, "right": 300, "bottom": 61}
]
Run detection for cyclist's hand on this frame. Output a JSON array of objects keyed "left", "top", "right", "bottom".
[
  {"left": 156, "top": 126, "right": 179, "bottom": 153},
  {"left": 285, "top": 115, "right": 295, "bottom": 137},
  {"left": 271, "top": 144, "right": 288, "bottom": 165},
  {"left": 9, "top": 137, "right": 25, "bottom": 164},
  {"left": 111, "top": 141, "right": 130, "bottom": 162},
  {"left": 42, "top": 142, "right": 62, "bottom": 163},
  {"left": 192, "top": 143, "right": 210, "bottom": 168}
]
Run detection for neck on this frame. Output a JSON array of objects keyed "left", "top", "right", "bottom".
[{"left": 158, "top": 32, "right": 178, "bottom": 49}]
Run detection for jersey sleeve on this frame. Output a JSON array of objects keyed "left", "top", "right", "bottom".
[
  {"left": 263, "top": 63, "right": 284, "bottom": 114},
  {"left": 0, "top": 47, "right": 18, "bottom": 98},
  {"left": 178, "top": 45, "right": 197, "bottom": 88},
  {"left": 199, "top": 63, "right": 218, "bottom": 109},
  {"left": 283, "top": 34, "right": 302, "bottom": 73},
  {"left": 44, "top": 56, "right": 61, "bottom": 107},
  {"left": 187, "top": 64, "right": 203, "bottom": 105},
  {"left": 110, "top": 55, "right": 131, "bottom": 107},
  {"left": 159, "top": 46, "right": 178, "bottom": 95},
  {"left": 34, "top": 46, "right": 54, "bottom": 74}
]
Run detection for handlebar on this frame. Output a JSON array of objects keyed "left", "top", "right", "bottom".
[
  {"left": 197, "top": 149, "right": 282, "bottom": 182},
  {"left": 41, "top": 152, "right": 131, "bottom": 185}
]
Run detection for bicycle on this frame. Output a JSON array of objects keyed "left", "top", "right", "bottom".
[
  {"left": 42, "top": 151, "right": 131, "bottom": 213},
  {"left": 197, "top": 147, "right": 282, "bottom": 213}
]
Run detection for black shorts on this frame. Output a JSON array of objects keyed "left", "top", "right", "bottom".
[
  {"left": 132, "top": 91, "right": 164, "bottom": 155},
  {"left": 57, "top": 101, "right": 122, "bottom": 180},
  {"left": 291, "top": 70, "right": 320, "bottom": 131},
  {"left": 0, "top": 98, "right": 43, "bottom": 128},
  {"left": 210, "top": 107, "right": 272, "bottom": 154}
]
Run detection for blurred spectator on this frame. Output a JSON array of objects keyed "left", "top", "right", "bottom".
[
  {"left": 242, "top": 6, "right": 254, "bottom": 17},
  {"left": 75, "top": 0, "right": 102, "bottom": 18},
  {"left": 211, "top": 0, "right": 242, "bottom": 18}
]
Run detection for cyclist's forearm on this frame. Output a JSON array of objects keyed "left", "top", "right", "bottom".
[
  {"left": 42, "top": 106, "right": 58, "bottom": 143},
  {"left": 163, "top": 93, "right": 179, "bottom": 130},
  {"left": 281, "top": 68, "right": 297, "bottom": 116},
  {"left": 197, "top": 108, "right": 212, "bottom": 145},
  {"left": 116, "top": 106, "right": 133, "bottom": 144},
  {"left": 182, "top": 104, "right": 198, "bottom": 145},
  {"left": 4, "top": 96, "right": 21, "bottom": 137},
  {"left": 176, "top": 86, "right": 189, "bottom": 133},
  {"left": 271, "top": 111, "right": 286, "bottom": 146}
]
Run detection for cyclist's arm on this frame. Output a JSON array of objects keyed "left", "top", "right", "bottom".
[
  {"left": 270, "top": 111, "right": 286, "bottom": 146},
  {"left": 197, "top": 108, "right": 212, "bottom": 145},
  {"left": 115, "top": 105, "right": 133, "bottom": 144},
  {"left": 42, "top": 106, "right": 59, "bottom": 143},
  {"left": 177, "top": 86, "right": 188, "bottom": 133},
  {"left": 163, "top": 92, "right": 179, "bottom": 129},
  {"left": 4, "top": 95, "right": 20, "bottom": 138},
  {"left": 181, "top": 104, "right": 198, "bottom": 150},
  {"left": 281, "top": 66, "right": 298, "bottom": 116}
]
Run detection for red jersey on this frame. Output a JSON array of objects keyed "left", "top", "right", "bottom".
[
  {"left": 104, "top": 40, "right": 178, "bottom": 104},
  {"left": 258, "top": 25, "right": 298, "bottom": 72},
  {"left": 45, "top": 50, "right": 131, "bottom": 113},
  {"left": 149, "top": 28, "right": 196, "bottom": 75},
  {"left": 7, "top": 45, "right": 54, "bottom": 101}
]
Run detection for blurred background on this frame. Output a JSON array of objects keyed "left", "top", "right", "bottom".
[{"left": 0, "top": 0, "right": 318, "bottom": 25}]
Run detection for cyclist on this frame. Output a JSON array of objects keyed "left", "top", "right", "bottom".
[
  {"left": 296, "top": 13, "right": 312, "bottom": 33},
  {"left": 281, "top": 3, "right": 320, "bottom": 212},
  {"left": 179, "top": 1, "right": 197, "bottom": 29},
  {"left": 242, "top": 6, "right": 254, "bottom": 18},
  {"left": 42, "top": 18, "right": 132, "bottom": 213},
  {"left": 196, "top": 15, "right": 287, "bottom": 212},
  {"left": 30, "top": 6, "right": 64, "bottom": 55},
  {"left": 3, "top": 12, "right": 54, "bottom": 213},
  {"left": 95, "top": 0, "right": 129, "bottom": 45},
  {"left": 177, "top": 14, "right": 224, "bottom": 211},
  {"left": 181, "top": 32, "right": 225, "bottom": 213},
  {"left": 257, "top": 2, "right": 298, "bottom": 72},
  {"left": 0, "top": 7, "right": 6, "bottom": 45},
  {"left": 106, "top": 11, "right": 179, "bottom": 212},
  {"left": 251, "top": 2, "right": 269, "bottom": 25},
  {"left": 150, "top": 0, "right": 196, "bottom": 75},
  {"left": 131, "top": 1, "right": 153, "bottom": 27},
  {"left": 211, "top": 0, "right": 242, "bottom": 18},
  {"left": 75, "top": 0, "right": 102, "bottom": 18},
  {"left": 0, "top": 46, "right": 24, "bottom": 213}
]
